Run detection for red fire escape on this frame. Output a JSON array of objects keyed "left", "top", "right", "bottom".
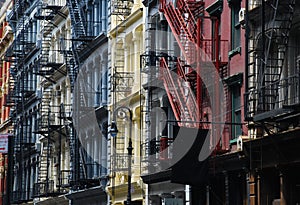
[{"left": 159, "top": 0, "right": 229, "bottom": 150}]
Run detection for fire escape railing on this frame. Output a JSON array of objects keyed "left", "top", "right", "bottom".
[
  {"left": 245, "top": 0, "right": 295, "bottom": 120},
  {"left": 158, "top": 0, "right": 228, "bottom": 130},
  {"left": 159, "top": 57, "right": 199, "bottom": 128}
]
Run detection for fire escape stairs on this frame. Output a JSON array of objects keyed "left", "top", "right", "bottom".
[
  {"left": 159, "top": 0, "right": 204, "bottom": 127},
  {"left": 34, "top": 3, "right": 65, "bottom": 85},
  {"left": 65, "top": 0, "right": 92, "bottom": 90},
  {"left": 159, "top": 57, "right": 199, "bottom": 128},
  {"left": 161, "top": 0, "right": 204, "bottom": 64},
  {"left": 67, "top": 0, "right": 86, "bottom": 39},
  {"left": 247, "top": 0, "right": 295, "bottom": 121},
  {"left": 34, "top": 141, "right": 53, "bottom": 197}
]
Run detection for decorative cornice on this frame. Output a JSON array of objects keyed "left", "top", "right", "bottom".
[
  {"left": 206, "top": 0, "right": 223, "bottom": 17},
  {"left": 109, "top": 8, "right": 143, "bottom": 38},
  {"left": 0, "top": 25, "right": 13, "bottom": 56},
  {"left": 223, "top": 72, "right": 243, "bottom": 87}
]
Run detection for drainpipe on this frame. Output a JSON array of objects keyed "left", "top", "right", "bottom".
[
  {"left": 246, "top": 172, "right": 250, "bottom": 205},
  {"left": 225, "top": 172, "right": 229, "bottom": 205},
  {"left": 280, "top": 172, "right": 286, "bottom": 205},
  {"left": 257, "top": 173, "right": 261, "bottom": 205},
  {"left": 206, "top": 185, "right": 210, "bottom": 205},
  {"left": 145, "top": 184, "right": 149, "bottom": 205},
  {"left": 185, "top": 185, "right": 191, "bottom": 205}
]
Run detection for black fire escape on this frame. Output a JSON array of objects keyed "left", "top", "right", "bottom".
[
  {"left": 4, "top": 0, "right": 39, "bottom": 203},
  {"left": 245, "top": 0, "right": 297, "bottom": 134},
  {"left": 32, "top": 1, "right": 68, "bottom": 198},
  {"left": 65, "top": 0, "right": 100, "bottom": 189}
]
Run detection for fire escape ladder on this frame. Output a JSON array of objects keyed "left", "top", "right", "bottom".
[
  {"left": 67, "top": 0, "right": 86, "bottom": 38},
  {"left": 36, "top": 90, "right": 52, "bottom": 135},
  {"left": 61, "top": 103, "right": 82, "bottom": 189},
  {"left": 65, "top": 0, "right": 91, "bottom": 91},
  {"left": 160, "top": 0, "right": 204, "bottom": 63},
  {"left": 159, "top": 57, "right": 199, "bottom": 128},
  {"left": 35, "top": 138, "right": 53, "bottom": 196},
  {"left": 69, "top": 127, "right": 84, "bottom": 189},
  {"left": 34, "top": 3, "right": 65, "bottom": 85},
  {"left": 62, "top": 48, "right": 78, "bottom": 91},
  {"left": 255, "top": 0, "right": 295, "bottom": 114},
  {"left": 35, "top": 103, "right": 55, "bottom": 196},
  {"left": 111, "top": 0, "right": 134, "bottom": 102},
  {"left": 159, "top": 0, "right": 207, "bottom": 128},
  {"left": 40, "top": 25, "right": 54, "bottom": 75},
  {"left": 59, "top": 107, "right": 76, "bottom": 188},
  {"left": 5, "top": 74, "right": 17, "bottom": 107}
]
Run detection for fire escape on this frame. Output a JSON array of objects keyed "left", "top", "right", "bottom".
[
  {"left": 65, "top": 0, "right": 100, "bottom": 189},
  {"left": 109, "top": 0, "right": 134, "bottom": 196},
  {"left": 140, "top": 0, "right": 228, "bottom": 185},
  {"left": 111, "top": 0, "right": 134, "bottom": 104},
  {"left": 32, "top": 2, "right": 69, "bottom": 197},
  {"left": 245, "top": 0, "right": 296, "bottom": 133},
  {"left": 158, "top": 0, "right": 228, "bottom": 130},
  {"left": 4, "top": 0, "right": 39, "bottom": 202}
]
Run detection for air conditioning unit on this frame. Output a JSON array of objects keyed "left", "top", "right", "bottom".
[
  {"left": 159, "top": 12, "right": 166, "bottom": 22},
  {"left": 237, "top": 135, "right": 249, "bottom": 151},
  {"left": 239, "top": 8, "right": 246, "bottom": 25}
]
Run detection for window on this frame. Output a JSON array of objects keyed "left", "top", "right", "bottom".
[
  {"left": 229, "top": 0, "right": 241, "bottom": 54},
  {"left": 224, "top": 72, "right": 243, "bottom": 141},
  {"left": 231, "top": 85, "right": 242, "bottom": 140}
]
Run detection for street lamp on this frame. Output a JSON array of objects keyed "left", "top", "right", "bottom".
[{"left": 110, "top": 106, "right": 133, "bottom": 205}]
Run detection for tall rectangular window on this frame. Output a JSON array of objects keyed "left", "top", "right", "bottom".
[
  {"left": 230, "top": 0, "right": 241, "bottom": 51},
  {"left": 231, "top": 86, "right": 242, "bottom": 140}
]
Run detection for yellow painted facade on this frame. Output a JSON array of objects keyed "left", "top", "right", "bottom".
[{"left": 107, "top": 0, "right": 146, "bottom": 203}]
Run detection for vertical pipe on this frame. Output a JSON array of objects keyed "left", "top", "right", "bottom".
[
  {"left": 126, "top": 109, "right": 133, "bottom": 205},
  {"left": 145, "top": 184, "right": 149, "bottom": 205},
  {"left": 185, "top": 185, "right": 191, "bottom": 205},
  {"left": 101, "top": 0, "right": 106, "bottom": 32},
  {"left": 6, "top": 135, "right": 13, "bottom": 205},
  {"left": 225, "top": 172, "right": 229, "bottom": 205},
  {"left": 261, "top": 0, "right": 265, "bottom": 110},
  {"left": 245, "top": 0, "right": 249, "bottom": 120},
  {"left": 280, "top": 172, "right": 286, "bottom": 205},
  {"left": 257, "top": 174, "right": 261, "bottom": 205},
  {"left": 58, "top": 105, "right": 62, "bottom": 192},
  {"left": 214, "top": 18, "right": 220, "bottom": 148},
  {"left": 196, "top": 18, "right": 202, "bottom": 125},
  {"left": 0, "top": 154, "right": 3, "bottom": 205},
  {"left": 206, "top": 185, "right": 210, "bottom": 205},
  {"left": 246, "top": 172, "right": 250, "bottom": 205}
]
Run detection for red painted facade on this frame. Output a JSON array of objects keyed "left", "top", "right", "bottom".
[
  {"left": 0, "top": 2, "right": 13, "bottom": 204},
  {"left": 159, "top": 0, "right": 246, "bottom": 153}
]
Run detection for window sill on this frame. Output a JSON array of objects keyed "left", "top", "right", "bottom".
[{"left": 229, "top": 46, "right": 241, "bottom": 59}]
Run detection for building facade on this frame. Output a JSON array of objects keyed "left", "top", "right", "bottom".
[
  {"left": 0, "top": 1, "right": 13, "bottom": 204},
  {"left": 244, "top": 0, "right": 300, "bottom": 204},
  {"left": 106, "top": 0, "right": 145, "bottom": 203},
  {"left": 5, "top": 0, "right": 109, "bottom": 203},
  {"left": 2, "top": 0, "right": 300, "bottom": 204},
  {"left": 140, "top": 0, "right": 233, "bottom": 203}
]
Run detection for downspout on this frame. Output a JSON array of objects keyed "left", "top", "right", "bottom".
[
  {"left": 225, "top": 171, "right": 229, "bottom": 205},
  {"left": 257, "top": 173, "right": 261, "bottom": 205},
  {"left": 246, "top": 172, "right": 250, "bottom": 205},
  {"left": 280, "top": 172, "right": 286, "bottom": 205},
  {"left": 206, "top": 185, "right": 210, "bottom": 205},
  {"left": 185, "top": 185, "right": 191, "bottom": 205},
  {"left": 245, "top": 0, "right": 249, "bottom": 95}
]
